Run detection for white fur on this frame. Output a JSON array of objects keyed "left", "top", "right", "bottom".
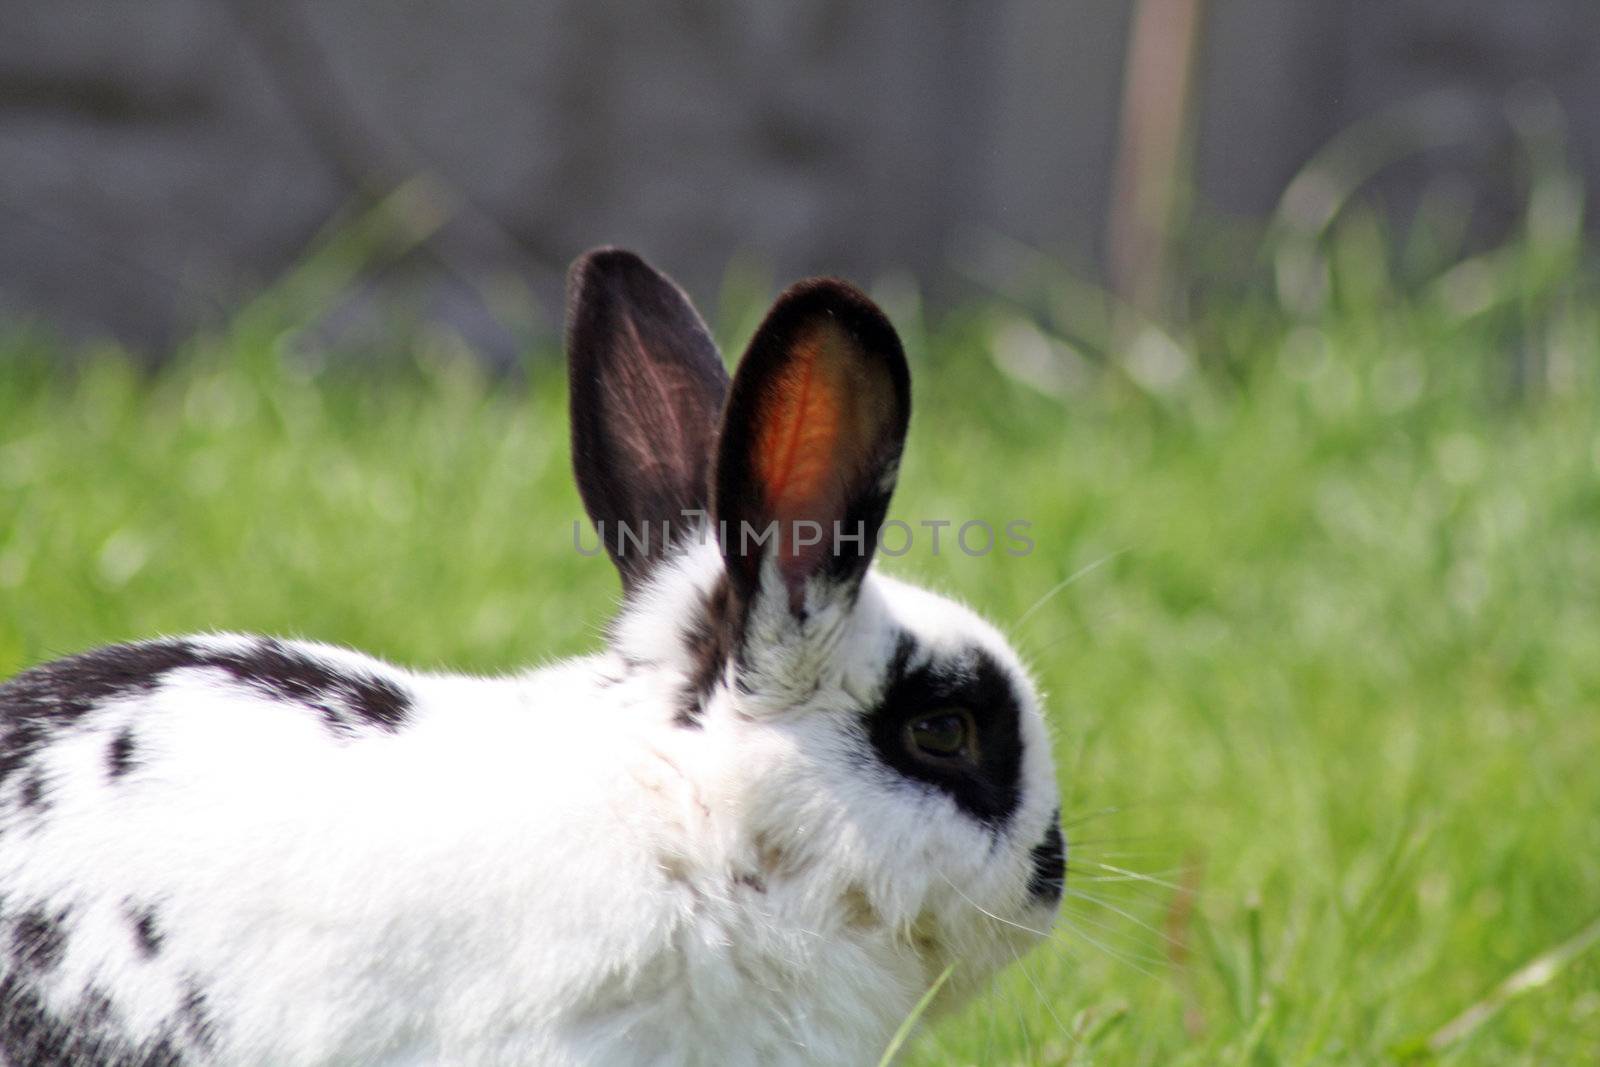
[{"left": 0, "top": 539, "right": 1059, "bottom": 1066}]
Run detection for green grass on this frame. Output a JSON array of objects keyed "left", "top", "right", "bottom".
[{"left": 3, "top": 278, "right": 1599, "bottom": 1065}]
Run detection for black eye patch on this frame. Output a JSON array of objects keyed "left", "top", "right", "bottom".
[{"left": 863, "top": 636, "right": 1024, "bottom": 826}]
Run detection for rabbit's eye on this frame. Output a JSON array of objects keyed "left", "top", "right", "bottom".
[{"left": 906, "top": 709, "right": 978, "bottom": 762}]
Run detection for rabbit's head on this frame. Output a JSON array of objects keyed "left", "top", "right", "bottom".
[{"left": 568, "top": 249, "right": 1062, "bottom": 1012}]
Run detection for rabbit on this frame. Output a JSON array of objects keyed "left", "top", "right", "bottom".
[{"left": 0, "top": 249, "right": 1065, "bottom": 1067}]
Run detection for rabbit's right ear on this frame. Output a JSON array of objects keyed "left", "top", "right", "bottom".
[{"left": 567, "top": 249, "right": 730, "bottom": 592}]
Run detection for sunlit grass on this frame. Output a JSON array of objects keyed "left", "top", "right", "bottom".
[{"left": 2, "top": 271, "right": 1599, "bottom": 1064}]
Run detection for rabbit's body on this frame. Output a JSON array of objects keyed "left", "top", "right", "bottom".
[
  {"left": 5, "top": 636, "right": 731, "bottom": 1064},
  {"left": 0, "top": 252, "right": 1062, "bottom": 1066}
]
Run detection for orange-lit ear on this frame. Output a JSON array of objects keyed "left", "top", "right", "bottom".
[{"left": 714, "top": 279, "right": 910, "bottom": 614}]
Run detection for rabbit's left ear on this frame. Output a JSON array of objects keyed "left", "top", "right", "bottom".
[
  {"left": 714, "top": 279, "right": 911, "bottom": 617},
  {"left": 567, "top": 249, "right": 730, "bottom": 592}
]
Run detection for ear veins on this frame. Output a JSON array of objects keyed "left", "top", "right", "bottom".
[
  {"left": 714, "top": 277, "right": 910, "bottom": 613},
  {"left": 751, "top": 322, "right": 893, "bottom": 586},
  {"left": 566, "top": 248, "right": 729, "bottom": 591},
  {"left": 754, "top": 325, "right": 838, "bottom": 518}
]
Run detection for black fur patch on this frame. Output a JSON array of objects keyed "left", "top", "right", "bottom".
[
  {"left": 0, "top": 972, "right": 189, "bottom": 1067},
  {"left": 177, "top": 980, "right": 216, "bottom": 1051},
  {"left": 0, "top": 638, "right": 413, "bottom": 775},
  {"left": 108, "top": 729, "right": 139, "bottom": 780},
  {"left": 0, "top": 640, "right": 199, "bottom": 790},
  {"left": 11, "top": 906, "right": 69, "bottom": 973},
  {"left": 192, "top": 638, "right": 412, "bottom": 736},
  {"left": 19, "top": 769, "right": 47, "bottom": 812},
  {"left": 864, "top": 636, "right": 1025, "bottom": 826},
  {"left": 1027, "top": 813, "right": 1066, "bottom": 901},
  {"left": 0, "top": 906, "right": 202, "bottom": 1064},
  {"left": 0, "top": 975, "right": 71, "bottom": 1065},
  {"left": 81, "top": 987, "right": 117, "bottom": 1028},
  {"left": 678, "top": 575, "right": 740, "bottom": 726},
  {"left": 129, "top": 904, "right": 164, "bottom": 958}
]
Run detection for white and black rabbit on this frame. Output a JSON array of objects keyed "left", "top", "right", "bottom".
[{"left": 0, "top": 250, "right": 1064, "bottom": 1066}]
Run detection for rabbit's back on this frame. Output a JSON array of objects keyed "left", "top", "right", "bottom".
[{"left": 0, "top": 635, "right": 679, "bottom": 1065}]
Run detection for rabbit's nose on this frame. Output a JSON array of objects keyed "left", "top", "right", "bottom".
[{"left": 1026, "top": 813, "right": 1065, "bottom": 903}]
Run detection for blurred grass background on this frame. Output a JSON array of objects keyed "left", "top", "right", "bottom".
[
  {"left": 7, "top": 0, "right": 1600, "bottom": 1062},
  {"left": 17, "top": 5, "right": 1600, "bottom": 1048},
  {"left": 3, "top": 137, "right": 1599, "bottom": 1064}
]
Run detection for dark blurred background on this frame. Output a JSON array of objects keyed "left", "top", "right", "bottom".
[{"left": 3, "top": 0, "right": 1597, "bottom": 357}]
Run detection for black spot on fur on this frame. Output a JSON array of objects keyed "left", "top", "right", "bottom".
[
  {"left": 678, "top": 575, "right": 740, "bottom": 726},
  {"left": 19, "top": 768, "right": 48, "bottom": 811},
  {"left": 0, "top": 936, "right": 201, "bottom": 1065},
  {"left": 864, "top": 635, "right": 1026, "bottom": 826},
  {"left": 0, "top": 641, "right": 200, "bottom": 790},
  {"left": 107, "top": 728, "right": 139, "bottom": 780},
  {"left": 1027, "top": 812, "right": 1066, "bottom": 901},
  {"left": 0, "top": 971, "right": 189, "bottom": 1067},
  {"left": 195, "top": 638, "right": 412, "bottom": 736},
  {"left": 0, "top": 638, "right": 413, "bottom": 770},
  {"left": 0, "top": 974, "right": 69, "bottom": 1065},
  {"left": 2, "top": 642, "right": 200, "bottom": 722},
  {"left": 178, "top": 980, "right": 216, "bottom": 1051},
  {"left": 11, "top": 906, "right": 69, "bottom": 973},
  {"left": 81, "top": 988, "right": 116, "bottom": 1028},
  {"left": 128, "top": 904, "right": 164, "bottom": 958}
]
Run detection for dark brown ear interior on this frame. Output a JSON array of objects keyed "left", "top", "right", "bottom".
[
  {"left": 713, "top": 278, "right": 910, "bottom": 614},
  {"left": 567, "top": 248, "right": 729, "bottom": 591}
]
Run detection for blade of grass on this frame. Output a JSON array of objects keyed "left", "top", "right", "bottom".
[
  {"left": 878, "top": 964, "right": 957, "bottom": 1067},
  {"left": 1425, "top": 913, "right": 1600, "bottom": 1056}
]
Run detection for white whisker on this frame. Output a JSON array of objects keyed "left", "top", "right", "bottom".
[
  {"left": 1013, "top": 946, "right": 1078, "bottom": 1052},
  {"left": 1050, "top": 917, "right": 1166, "bottom": 980},
  {"left": 1065, "top": 888, "right": 1187, "bottom": 950},
  {"left": 934, "top": 872, "right": 1055, "bottom": 939},
  {"left": 1061, "top": 805, "right": 1128, "bottom": 827},
  {"left": 1080, "top": 861, "right": 1198, "bottom": 895},
  {"left": 1014, "top": 550, "right": 1129, "bottom": 634}
]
